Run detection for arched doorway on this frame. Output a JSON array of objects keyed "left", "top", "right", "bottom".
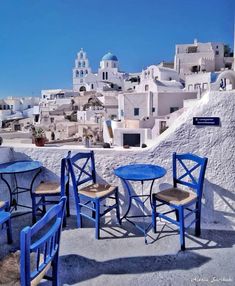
[{"left": 79, "top": 86, "right": 86, "bottom": 92}]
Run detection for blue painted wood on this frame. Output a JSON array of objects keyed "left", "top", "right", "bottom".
[
  {"left": 114, "top": 164, "right": 166, "bottom": 181},
  {"left": 20, "top": 196, "right": 66, "bottom": 286},
  {"left": 152, "top": 152, "right": 208, "bottom": 250},
  {"left": 0, "top": 160, "right": 42, "bottom": 174},
  {"left": 68, "top": 151, "right": 120, "bottom": 239},
  {"left": 31, "top": 152, "right": 70, "bottom": 225},
  {"left": 0, "top": 201, "right": 13, "bottom": 244}
]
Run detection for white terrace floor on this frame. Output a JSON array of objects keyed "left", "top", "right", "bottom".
[{"left": 1, "top": 214, "right": 235, "bottom": 286}]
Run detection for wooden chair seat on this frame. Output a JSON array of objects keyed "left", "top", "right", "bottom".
[
  {"left": 79, "top": 183, "right": 117, "bottom": 198},
  {"left": 0, "top": 251, "right": 51, "bottom": 286},
  {"left": 0, "top": 201, "right": 6, "bottom": 209},
  {"left": 154, "top": 187, "right": 197, "bottom": 206},
  {"left": 34, "top": 182, "right": 60, "bottom": 195}
]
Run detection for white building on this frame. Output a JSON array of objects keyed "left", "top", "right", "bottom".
[
  {"left": 174, "top": 39, "right": 233, "bottom": 80},
  {"left": 102, "top": 63, "right": 197, "bottom": 147},
  {"left": 73, "top": 49, "right": 127, "bottom": 92},
  {"left": 0, "top": 97, "right": 39, "bottom": 127}
]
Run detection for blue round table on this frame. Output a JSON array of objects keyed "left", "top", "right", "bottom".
[
  {"left": 114, "top": 164, "right": 166, "bottom": 182},
  {"left": 0, "top": 160, "right": 42, "bottom": 215},
  {"left": 114, "top": 164, "right": 166, "bottom": 243}
]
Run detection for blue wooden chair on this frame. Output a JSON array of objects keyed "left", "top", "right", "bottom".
[
  {"left": 152, "top": 153, "right": 208, "bottom": 250},
  {"left": 68, "top": 151, "right": 121, "bottom": 239},
  {"left": 0, "top": 201, "right": 12, "bottom": 244},
  {"left": 32, "top": 152, "right": 70, "bottom": 224},
  {"left": 20, "top": 196, "right": 66, "bottom": 285}
]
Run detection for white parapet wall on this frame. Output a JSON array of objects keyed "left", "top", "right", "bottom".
[{"left": 0, "top": 90, "right": 235, "bottom": 230}]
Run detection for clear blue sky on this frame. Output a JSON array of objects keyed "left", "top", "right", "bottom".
[{"left": 0, "top": 0, "right": 234, "bottom": 98}]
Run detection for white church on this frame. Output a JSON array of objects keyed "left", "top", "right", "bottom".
[{"left": 72, "top": 49, "right": 127, "bottom": 92}]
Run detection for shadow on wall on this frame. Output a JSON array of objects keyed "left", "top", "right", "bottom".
[
  {"left": 53, "top": 252, "right": 211, "bottom": 285},
  {"left": 0, "top": 150, "right": 60, "bottom": 203},
  {"left": 202, "top": 179, "right": 235, "bottom": 229},
  {"left": 13, "top": 151, "right": 59, "bottom": 183}
]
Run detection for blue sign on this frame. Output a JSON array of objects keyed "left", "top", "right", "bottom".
[{"left": 193, "top": 117, "right": 220, "bottom": 126}]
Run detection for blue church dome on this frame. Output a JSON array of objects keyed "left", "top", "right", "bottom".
[{"left": 102, "top": 52, "right": 118, "bottom": 61}]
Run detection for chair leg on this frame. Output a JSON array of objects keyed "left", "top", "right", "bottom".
[
  {"left": 62, "top": 213, "right": 67, "bottom": 228},
  {"left": 195, "top": 202, "right": 201, "bottom": 237},
  {"left": 115, "top": 189, "right": 121, "bottom": 225},
  {"left": 152, "top": 196, "right": 157, "bottom": 233},
  {"left": 6, "top": 219, "right": 13, "bottom": 244},
  {"left": 95, "top": 200, "right": 100, "bottom": 239},
  {"left": 92, "top": 202, "right": 96, "bottom": 219},
  {"left": 42, "top": 196, "right": 46, "bottom": 214},
  {"left": 76, "top": 204, "right": 82, "bottom": 228},
  {"left": 32, "top": 196, "right": 37, "bottom": 224},
  {"left": 52, "top": 253, "right": 59, "bottom": 286},
  {"left": 175, "top": 209, "right": 179, "bottom": 222},
  {"left": 179, "top": 207, "right": 185, "bottom": 251},
  {"left": 65, "top": 182, "right": 70, "bottom": 217}
]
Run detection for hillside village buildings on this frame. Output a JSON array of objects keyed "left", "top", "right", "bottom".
[{"left": 1, "top": 39, "right": 234, "bottom": 147}]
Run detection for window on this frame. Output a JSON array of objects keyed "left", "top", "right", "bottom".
[
  {"left": 191, "top": 65, "right": 200, "bottom": 73},
  {"left": 194, "top": 83, "right": 201, "bottom": 90},
  {"left": 106, "top": 72, "right": 108, "bottom": 80},
  {"left": 152, "top": 107, "right": 155, "bottom": 113},
  {"left": 80, "top": 70, "right": 84, "bottom": 77},
  {"left": 187, "top": 46, "right": 197, "bottom": 53},
  {"left": 215, "top": 51, "right": 219, "bottom": 55},
  {"left": 83, "top": 61, "right": 86, "bottom": 67},
  {"left": 0, "top": 105, "right": 2, "bottom": 110},
  {"left": 76, "top": 70, "right": 79, "bottom": 77},
  {"left": 145, "top": 84, "right": 149, "bottom": 91},
  {"left": 134, "top": 108, "right": 139, "bottom": 116},
  {"left": 188, "top": 84, "right": 193, "bottom": 91},
  {"left": 28, "top": 105, "right": 31, "bottom": 108},
  {"left": 3, "top": 105, "right": 6, "bottom": 110},
  {"left": 160, "top": 121, "right": 168, "bottom": 134},
  {"left": 121, "top": 110, "right": 124, "bottom": 116},
  {"left": 102, "top": 72, "right": 105, "bottom": 80},
  {"left": 7, "top": 105, "right": 10, "bottom": 109},
  {"left": 50, "top": 118, "right": 54, "bottom": 123},
  {"left": 202, "top": 83, "right": 208, "bottom": 90},
  {"left": 78, "top": 62, "right": 81, "bottom": 67},
  {"left": 91, "top": 84, "right": 94, "bottom": 89},
  {"left": 80, "top": 53, "right": 83, "bottom": 59},
  {"left": 170, "top": 107, "right": 179, "bottom": 113}
]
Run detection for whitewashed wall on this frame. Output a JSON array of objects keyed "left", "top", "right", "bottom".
[{"left": 1, "top": 90, "right": 235, "bottom": 230}]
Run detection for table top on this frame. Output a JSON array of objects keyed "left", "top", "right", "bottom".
[
  {"left": 0, "top": 160, "right": 42, "bottom": 174},
  {"left": 114, "top": 164, "right": 166, "bottom": 181}
]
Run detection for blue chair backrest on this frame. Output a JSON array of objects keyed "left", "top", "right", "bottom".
[
  {"left": 68, "top": 151, "right": 96, "bottom": 190},
  {"left": 20, "top": 196, "right": 66, "bottom": 285},
  {"left": 173, "top": 153, "right": 208, "bottom": 197}
]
